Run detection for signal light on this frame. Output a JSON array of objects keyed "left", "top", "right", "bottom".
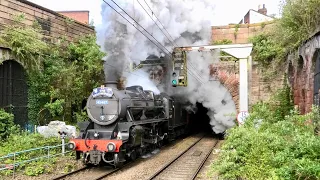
[{"left": 172, "top": 80, "right": 177, "bottom": 86}]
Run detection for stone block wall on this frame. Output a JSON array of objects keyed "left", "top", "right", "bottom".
[{"left": 249, "top": 63, "right": 284, "bottom": 106}]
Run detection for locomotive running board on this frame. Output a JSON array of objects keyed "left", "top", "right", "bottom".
[{"left": 131, "top": 119, "right": 168, "bottom": 125}]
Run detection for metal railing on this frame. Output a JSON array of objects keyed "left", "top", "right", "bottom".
[{"left": 0, "top": 142, "right": 72, "bottom": 173}]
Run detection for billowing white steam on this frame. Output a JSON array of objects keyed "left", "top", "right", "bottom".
[
  {"left": 97, "top": 0, "right": 236, "bottom": 133},
  {"left": 125, "top": 69, "right": 160, "bottom": 94}
]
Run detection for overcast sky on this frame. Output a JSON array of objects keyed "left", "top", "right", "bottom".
[{"left": 27, "top": 0, "right": 282, "bottom": 26}]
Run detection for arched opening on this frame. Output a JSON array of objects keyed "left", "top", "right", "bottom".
[
  {"left": 188, "top": 103, "right": 212, "bottom": 134},
  {"left": 0, "top": 60, "right": 28, "bottom": 128},
  {"left": 298, "top": 55, "right": 304, "bottom": 72},
  {"left": 313, "top": 50, "right": 320, "bottom": 105}
]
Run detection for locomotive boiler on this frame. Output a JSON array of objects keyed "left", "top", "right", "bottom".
[{"left": 68, "top": 80, "right": 189, "bottom": 167}]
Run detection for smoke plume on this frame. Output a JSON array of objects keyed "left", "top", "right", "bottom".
[{"left": 97, "top": 0, "right": 237, "bottom": 133}]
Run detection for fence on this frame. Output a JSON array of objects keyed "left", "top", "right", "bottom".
[{"left": 0, "top": 141, "right": 72, "bottom": 177}]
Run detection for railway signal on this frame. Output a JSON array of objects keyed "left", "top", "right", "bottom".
[{"left": 172, "top": 51, "right": 187, "bottom": 87}]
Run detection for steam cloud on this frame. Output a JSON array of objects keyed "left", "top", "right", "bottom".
[{"left": 97, "top": 0, "right": 237, "bottom": 133}]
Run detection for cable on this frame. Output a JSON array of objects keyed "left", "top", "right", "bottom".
[
  {"left": 143, "top": 0, "right": 178, "bottom": 47},
  {"left": 187, "top": 71, "right": 203, "bottom": 85},
  {"left": 187, "top": 62, "right": 205, "bottom": 82},
  {"left": 104, "top": 0, "right": 205, "bottom": 86},
  {"left": 102, "top": 0, "right": 170, "bottom": 56},
  {"left": 136, "top": 0, "right": 176, "bottom": 47},
  {"left": 187, "top": 68, "right": 204, "bottom": 84},
  {"left": 104, "top": 0, "right": 172, "bottom": 55},
  {"left": 109, "top": 0, "right": 172, "bottom": 55}
]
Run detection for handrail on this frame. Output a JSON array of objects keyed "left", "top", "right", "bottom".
[{"left": 0, "top": 142, "right": 71, "bottom": 171}]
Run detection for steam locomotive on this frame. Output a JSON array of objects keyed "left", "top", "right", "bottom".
[{"left": 67, "top": 82, "right": 189, "bottom": 167}]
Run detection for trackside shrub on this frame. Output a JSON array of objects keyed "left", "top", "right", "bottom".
[
  {"left": 0, "top": 132, "right": 74, "bottom": 177},
  {"left": 0, "top": 109, "right": 19, "bottom": 140},
  {"left": 208, "top": 104, "right": 320, "bottom": 179}
]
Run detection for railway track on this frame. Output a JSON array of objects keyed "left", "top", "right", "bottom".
[
  {"left": 51, "top": 163, "right": 127, "bottom": 180},
  {"left": 147, "top": 135, "right": 219, "bottom": 180},
  {"left": 51, "top": 134, "right": 209, "bottom": 180}
]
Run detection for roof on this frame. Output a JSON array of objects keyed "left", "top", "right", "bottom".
[{"left": 247, "top": 9, "right": 276, "bottom": 19}]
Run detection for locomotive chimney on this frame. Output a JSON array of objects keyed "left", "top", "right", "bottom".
[{"left": 104, "top": 63, "right": 120, "bottom": 89}]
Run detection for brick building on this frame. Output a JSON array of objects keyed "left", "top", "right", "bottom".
[
  {"left": 57, "top": 10, "right": 90, "bottom": 25},
  {"left": 239, "top": 4, "right": 274, "bottom": 24}
]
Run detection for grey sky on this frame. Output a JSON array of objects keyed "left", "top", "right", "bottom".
[{"left": 27, "top": 0, "right": 282, "bottom": 26}]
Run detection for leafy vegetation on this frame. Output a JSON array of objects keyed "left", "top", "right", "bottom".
[
  {"left": 0, "top": 109, "right": 19, "bottom": 140},
  {"left": 250, "top": 33, "right": 285, "bottom": 67},
  {"left": 0, "top": 130, "right": 75, "bottom": 176},
  {"left": 250, "top": 0, "right": 320, "bottom": 68},
  {"left": 208, "top": 85, "right": 320, "bottom": 179},
  {"left": 0, "top": 14, "right": 104, "bottom": 177},
  {"left": 0, "top": 15, "right": 106, "bottom": 125}
]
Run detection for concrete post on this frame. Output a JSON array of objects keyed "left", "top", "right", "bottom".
[{"left": 239, "top": 58, "right": 249, "bottom": 112}]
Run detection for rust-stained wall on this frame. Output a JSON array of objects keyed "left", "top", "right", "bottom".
[
  {"left": 0, "top": 0, "right": 94, "bottom": 41},
  {"left": 211, "top": 22, "right": 274, "bottom": 44},
  {"left": 288, "top": 31, "right": 320, "bottom": 114}
]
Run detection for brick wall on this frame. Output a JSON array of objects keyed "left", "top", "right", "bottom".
[
  {"left": 0, "top": 0, "right": 94, "bottom": 41},
  {"left": 57, "top": 11, "right": 89, "bottom": 25},
  {"left": 288, "top": 55, "right": 315, "bottom": 114},
  {"left": 211, "top": 21, "right": 274, "bottom": 44},
  {"left": 210, "top": 62, "right": 240, "bottom": 111},
  {"left": 210, "top": 61, "right": 284, "bottom": 112}
]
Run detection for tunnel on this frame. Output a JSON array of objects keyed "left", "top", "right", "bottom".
[{"left": 186, "top": 103, "right": 226, "bottom": 139}]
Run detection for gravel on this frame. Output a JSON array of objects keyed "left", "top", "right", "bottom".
[
  {"left": 103, "top": 134, "right": 202, "bottom": 180},
  {"left": 195, "top": 140, "right": 224, "bottom": 180}
]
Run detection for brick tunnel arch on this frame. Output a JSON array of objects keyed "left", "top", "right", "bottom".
[{"left": 210, "top": 64, "right": 239, "bottom": 112}]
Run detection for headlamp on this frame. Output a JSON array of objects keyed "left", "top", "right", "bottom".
[
  {"left": 107, "top": 142, "right": 116, "bottom": 152},
  {"left": 68, "top": 141, "right": 76, "bottom": 150}
]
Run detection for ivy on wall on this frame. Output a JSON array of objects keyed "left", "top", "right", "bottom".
[
  {"left": 249, "top": 0, "right": 320, "bottom": 70},
  {"left": 0, "top": 15, "right": 106, "bottom": 125}
]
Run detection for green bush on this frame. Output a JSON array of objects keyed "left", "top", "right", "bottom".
[
  {"left": 0, "top": 14, "right": 106, "bottom": 125},
  {"left": 208, "top": 88, "right": 320, "bottom": 179},
  {"left": 0, "top": 109, "right": 19, "bottom": 140}
]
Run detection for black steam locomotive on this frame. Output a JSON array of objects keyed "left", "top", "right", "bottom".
[{"left": 68, "top": 82, "right": 189, "bottom": 167}]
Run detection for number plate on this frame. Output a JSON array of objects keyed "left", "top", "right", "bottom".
[{"left": 96, "top": 100, "right": 108, "bottom": 105}]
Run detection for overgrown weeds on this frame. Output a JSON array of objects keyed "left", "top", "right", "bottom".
[{"left": 208, "top": 86, "right": 320, "bottom": 179}]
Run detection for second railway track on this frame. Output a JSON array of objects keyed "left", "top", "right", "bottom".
[{"left": 147, "top": 135, "right": 219, "bottom": 180}]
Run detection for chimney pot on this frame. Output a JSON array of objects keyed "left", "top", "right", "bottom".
[{"left": 258, "top": 4, "right": 267, "bottom": 15}]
